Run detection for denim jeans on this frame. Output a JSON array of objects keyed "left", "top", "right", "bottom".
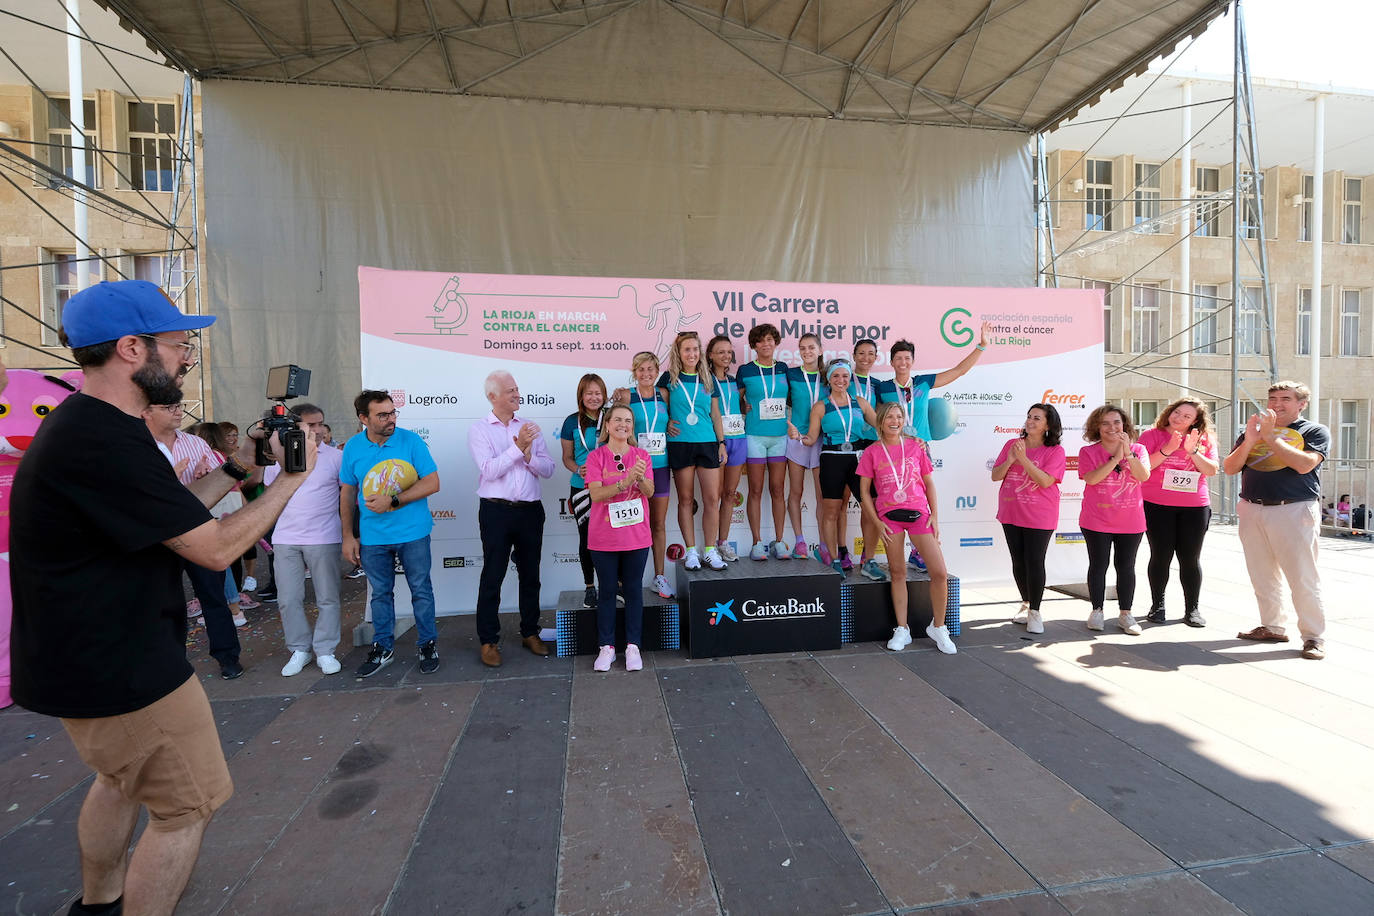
[
  {"left": 591, "top": 547, "right": 649, "bottom": 647},
  {"left": 360, "top": 535, "right": 437, "bottom": 650}
]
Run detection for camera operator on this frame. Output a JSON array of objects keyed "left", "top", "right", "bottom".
[{"left": 9, "top": 281, "right": 318, "bottom": 916}]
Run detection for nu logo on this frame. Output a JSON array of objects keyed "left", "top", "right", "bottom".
[{"left": 955, "top": 496, "right": 977, "bottom": 509}]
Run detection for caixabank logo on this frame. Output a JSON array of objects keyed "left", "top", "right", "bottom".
[
  {"left": 708, "top": 595, "right": 827, "bottom": 624},
  {"left": 708, "top": 600, "right": 737, "bottom": 626}
]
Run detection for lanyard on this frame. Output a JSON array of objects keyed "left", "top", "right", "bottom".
[
  {"left": 759, "top": 361, "right": 780, "bottom": 399},
  {"left": 830, "top": 395, "right": 854, "bottom": 443},
  {"left": 801, "top": 369, "right": 820, "bottom": 404},
  {"left": 675, "top": 373, "right": 701, "bottom": 419},
  {"left": 577, "top": 413, "right": 599, "bottom": 454},
  {"left": 855, "top": 375, "right": 872, "bottom": 402},
  {"left": 878, "top": 438, "right": 911, "bottom": 496},
  {"left": 716, "top": 373, "right": 737, "bottom": 412},
  {"left": 635, "top": 390, "right": 661, "bottom": 431}
]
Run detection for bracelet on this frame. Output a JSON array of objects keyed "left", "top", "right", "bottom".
[
  {"left": 221, "top": 457, "right": 251, "bottom": 481},
  {"left": 976, "top": 344, "right": 987, "bottom": 351}
]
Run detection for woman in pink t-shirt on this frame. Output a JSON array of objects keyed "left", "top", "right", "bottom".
[
  {"left": 1078, "top": 405, "right": 1150, "bottom": 635},
  {"left": 991, "top": 403, "right": 1066, "bottom": 635},
  {"left": 857, "top": 402, "right": 956, "bottom": 655},
  {"left": 585, "top": 405, "right": 655, "bottom": 672},
  {"left": 1138, "top": 397, "right": 1219, "bottom": 628}
]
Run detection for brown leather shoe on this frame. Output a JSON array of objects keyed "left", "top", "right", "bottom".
[
  {"left": 480, "top": 643, "right": 502, "bottom": 667},
  {"left": 522, "top": 634, "right": 550, "bottom": 657},
  {"left": 1301, "top": 639, "right": 1325, "bottom": 660}
]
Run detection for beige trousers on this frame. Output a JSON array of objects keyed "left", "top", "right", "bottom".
[{"left": 1236, "top": 499, "right": 1326, "bottom": 644}]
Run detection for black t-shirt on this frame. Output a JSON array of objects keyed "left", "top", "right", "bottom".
[
  {"left": 11, "top": 393, "right": 213, "bottom": 718},
  {"left": 1235, "top": 417, "right": 1329, "bottom": 503}
]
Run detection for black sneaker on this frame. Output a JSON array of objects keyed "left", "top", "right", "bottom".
[
  {"left": 355, "top": 644, "right": 394, "bottom": 678},
  {"left": 220, "top": 661, "right": 245, "bottom": 680},
  {"left": 1184, "top": 607, "right": 1206, "bottom": 628},
  {"left": 1145, "top": 605, "right": 1166, "bottom": 625},
  {"left": 418, "top": 640, "right": 440, "bottom": 674},
  {"left": 257, "top": 590, "right": 278, "bottom": 602},
  {"left": 583, "top": 585, "right": 597, "bottom": 608}
]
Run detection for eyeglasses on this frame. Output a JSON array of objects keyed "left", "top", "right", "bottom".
[
  {"left": 139, "top": 335, "right": 199, "bottom": 363},
  {"left": 373, "top": 410, "right": 399, "bottom": 420},
  {"left": 152, "top": 403, "right": 185, "bottom": 414}
]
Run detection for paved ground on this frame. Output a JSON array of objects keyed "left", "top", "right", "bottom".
[{"left": 3, "top": 524, "right": 1372, "bottom": 915}]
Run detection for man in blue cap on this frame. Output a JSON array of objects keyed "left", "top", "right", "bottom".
[{"left": 9, "top": 280, "right": 318, "bottom": 916}]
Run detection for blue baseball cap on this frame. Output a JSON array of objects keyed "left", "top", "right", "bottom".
[{"left": 61, "top": 280, "right": 216, "bottom": 347}]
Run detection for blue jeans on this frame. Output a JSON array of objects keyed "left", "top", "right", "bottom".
[{"left": 360, "top": 536, "right": 437, "bottom": 650}]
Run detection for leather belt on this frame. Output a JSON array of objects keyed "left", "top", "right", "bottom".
[
  {"left": 481, "top": 497, "right": 541, "bottom": 508},
  {"left": 1242, "top": 497, "right": 1313, "bottom": 507}
]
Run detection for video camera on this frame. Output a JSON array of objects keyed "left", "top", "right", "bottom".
[{"left": 256, "top": 364, "right": 312, "bottom": 473}]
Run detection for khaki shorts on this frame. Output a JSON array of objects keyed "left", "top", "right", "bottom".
[{"left": 62, "top": 675, "right": 233, "bottom": 832}]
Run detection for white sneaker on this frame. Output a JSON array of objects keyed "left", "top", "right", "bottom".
[
  {"left": 886, "top": 625, "right": 912, "bottom": 651},
  {"left": 625, "top": 644, "right": 643, "bottom": 672},
  {"left": 1087, "top": 608, "right": 1105, "bottom": 631},
  {"left": 704, "top": 547, "right": 727, "bottom": 570},
  {"left": 684, "top": 547, "right": 702, "bottom": 571},
  {"left": 594, "top": 645, "right": 615, "bottom": 672},
  {"left": 654, "top": 574, "right": 675, "bottom": 599},
  {"left": 1012, "top": 601, "right": 1029, "bottom": 624},
  {"left": 281, "top": 650, "right": 312, "bottom": 677},
  {"left": 1026, "top": 609, "right": 1044, "bottom": 635},
  {"left": 926, "top": 623, "right": 958, "bottom": 655},
  {"left": 316, "top": 654, "right": 341, "bottom": 675},
  {"left": 771, "top": 540, "right": 790, "bottom": 560},
  {"left": 1118, "top": 613, "right": 1142, "bottom": 636},
  {"left": 242, "top": 576, "right": 258, "bottom": 592},
  {"left": 717, "top": 542, "right": 739, "bottom": 562}
]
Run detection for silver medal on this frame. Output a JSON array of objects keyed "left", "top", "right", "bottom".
[
  {"left": 840, "top": 442, "right": 853, "bottom": 452},
  {"left": 686, "top": 413, "right": 698, "bottom": 426},
  {"left": 893, "top": 489, "right": 907, "bottom": 501}
]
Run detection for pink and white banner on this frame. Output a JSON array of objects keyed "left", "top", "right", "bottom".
[{"left": 358, "top": 267, "right": 1103, "bottom": 614}]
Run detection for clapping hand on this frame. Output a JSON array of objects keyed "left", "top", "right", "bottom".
[
  {"left": 1166, "top": 428, "right": 1184, "bottom": 453},
  {"left": 1010, "top": 439, "right": 1028, "bottom": 463},
  {"left": 1257, "top": 409, "right": 1277, "bottom": 442},
  {"left": 513, "top": 422, "right": 539, "bottom": 452},
  {"left": 1183, "top": 428, "right": 1201, "bottom": 454}
]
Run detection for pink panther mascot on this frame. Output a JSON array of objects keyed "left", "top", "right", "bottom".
[{"left": 1, "top": 368, "right": 82, "bottom": 708}]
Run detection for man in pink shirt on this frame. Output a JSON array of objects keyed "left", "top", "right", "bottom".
[
  {"left": 263, "top": 403, "right": 344, "bottom": 676},
  {"left": 144, "top": 400, "right": 244, "bottom": 679},
  {"left": 468, "top": 370, "right": 556, "bottom": 667}
]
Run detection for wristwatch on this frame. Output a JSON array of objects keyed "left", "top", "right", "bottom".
[
  {"left": 221, "top": 457, "right": 251, "bottom": 481},
  {"left": 390, "top": 494, "right": 401, "bottom": 510}
]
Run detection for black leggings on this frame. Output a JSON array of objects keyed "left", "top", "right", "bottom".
[
  {"left": 1081, "top": 527, "right": 1142, "bottom": 610},
  {"left": 570, "top": 486, "right": 594, "bottom": 585},
  {"left": 1144, "top": 502, "right": 1211, "bottom": 610},
  {"left": 1001, "top": 524, "right": 1053, "bottom": 611}
]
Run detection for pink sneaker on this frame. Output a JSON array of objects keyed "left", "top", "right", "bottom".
[
  {"left": 186, "top": 598, "right": 202, "bottom": 618},
  {"left": 237, "top": 593, "right": 261, "bottom": 610},
  {"left": 593, "top": 646, "right": 615, "bottom": 672},
  {"left": 625, "top": 644, "right": 643, "bottom": 672},
  {"left": 232, "top": 613, "right": 248, "bottom": 627}
]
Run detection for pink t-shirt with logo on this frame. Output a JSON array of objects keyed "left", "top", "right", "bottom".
[
  {"left": 585, "top": 444, "right": 653, "bottom": 552},
  {"left": 1138, "top": 427, "right": 1215, "bottom": 507},
  {"left": 857, "top": 438, "right": 934, "bottom": 518},
  {"left": 994, "top": 439, "right": 1066, "bottom": 530},
  {"left": 1077, "top": 442, "right": 1147, "bottom": 533}
]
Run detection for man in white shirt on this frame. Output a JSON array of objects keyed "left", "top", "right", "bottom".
[{"left": 264, "top": 404, "right": 345, "bottom": 675}]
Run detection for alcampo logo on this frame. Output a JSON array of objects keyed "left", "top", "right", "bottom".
[
  {"left": 708, "top": 600, "right": 737, "bottom": 626},
  {"left": 940, "top": 308, "right": 975, "bottom": 347}
]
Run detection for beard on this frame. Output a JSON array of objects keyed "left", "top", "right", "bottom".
[{"left": 132, "top": 349, "right": 184, "bottom": 405}]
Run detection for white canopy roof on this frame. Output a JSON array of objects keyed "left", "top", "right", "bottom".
[{"left": 91, "top": 0, "right": 1231, "bottom": 132}]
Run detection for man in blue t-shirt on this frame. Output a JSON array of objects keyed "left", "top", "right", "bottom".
[{"left": 341, "top": 390, "right": 442, "bottom": 677}]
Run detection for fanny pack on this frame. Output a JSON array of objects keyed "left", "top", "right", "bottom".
[{"left": 884, "top": 508, "right": 922, "bottom": 523}]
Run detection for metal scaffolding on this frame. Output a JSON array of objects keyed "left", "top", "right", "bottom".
[
  {"left": 1035, "top": 0, "right": 1276, "bottom": 520},
  {"left": 0, "top": 6, "right": 205, "bottom": 419}
]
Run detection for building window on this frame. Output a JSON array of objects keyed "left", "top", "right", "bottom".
[
  {"left": 1338, "top": 401, "right": 1359, "bottom": 462},
  {"left": 133, "top": 253, "right": 185, "bottom": 296},
  {"left": 1132, "top": 283, "right": 1162, "bottom": 354},
  {"left": 1340, "top": 288, "right": 1361, "bottom": 356},
  {"left": 1085, "top": 159, "right": 1113, "bottom": 231},
  {"left": 1195, "top": 166, "right": 1220, "bottom": 236},
  {"left": 1300, "top": 175, "right": 1315, "bottom": 242},
  {"left": 1132, "top": 401, "right": 1160, "bottom": 430},
  {"left": 127, "top": 102, "right": 178, "bottom": 192},
  {"left": 1194, "top": 284, "right": 1219, "bottom": 354},
  {"left": 41, "top": 252, "right": 101, "bottom": 346},
  {"left": 1239, "top": 170, "right": 1263, "bottom": 240},
  {"left": 1344, "top": 178, "right": 1363, "bottom": 244},
  {"left": 1297, "top": 287, "right": 1312, "bottom": 356},
  {"left": 46, "top": 97, "right": 98, "bottom": 189},
  {"left": 1238, "top": 285, "right": 1263, "bottom": 355},
  {"left": 1085, "top": 279, "right": 1113, "bottom": 352},
  {"left": 1134, "top": 162, "right": 1162, "bottom": 231}
]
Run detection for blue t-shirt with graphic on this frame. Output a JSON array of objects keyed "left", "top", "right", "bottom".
[
  {"left": 786, "top": 366, "right": 824, "bottom": 429},
  {"left": 715, "top": 373, "right": 745, "bottom": 439},
  {"left": 558, "top": 412, "right": 600, "bottom": 488},
  {"left": 736, "top": 360, "right": 788, "bottom": 437},
  {"left": 657, "top": 371, "right": 719, "bottom": 444},
  {"left": 875, "top": 373, "right": 937, "bottom": 441},
  {"left": 629, "top": 388, "right": 669, "bottom": 469},
  {"left": 848, "top": 374, "right": 879, "bottom": 441},
  {"left": 339, "top": 426, "right": 438, "bottom": 545}
]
